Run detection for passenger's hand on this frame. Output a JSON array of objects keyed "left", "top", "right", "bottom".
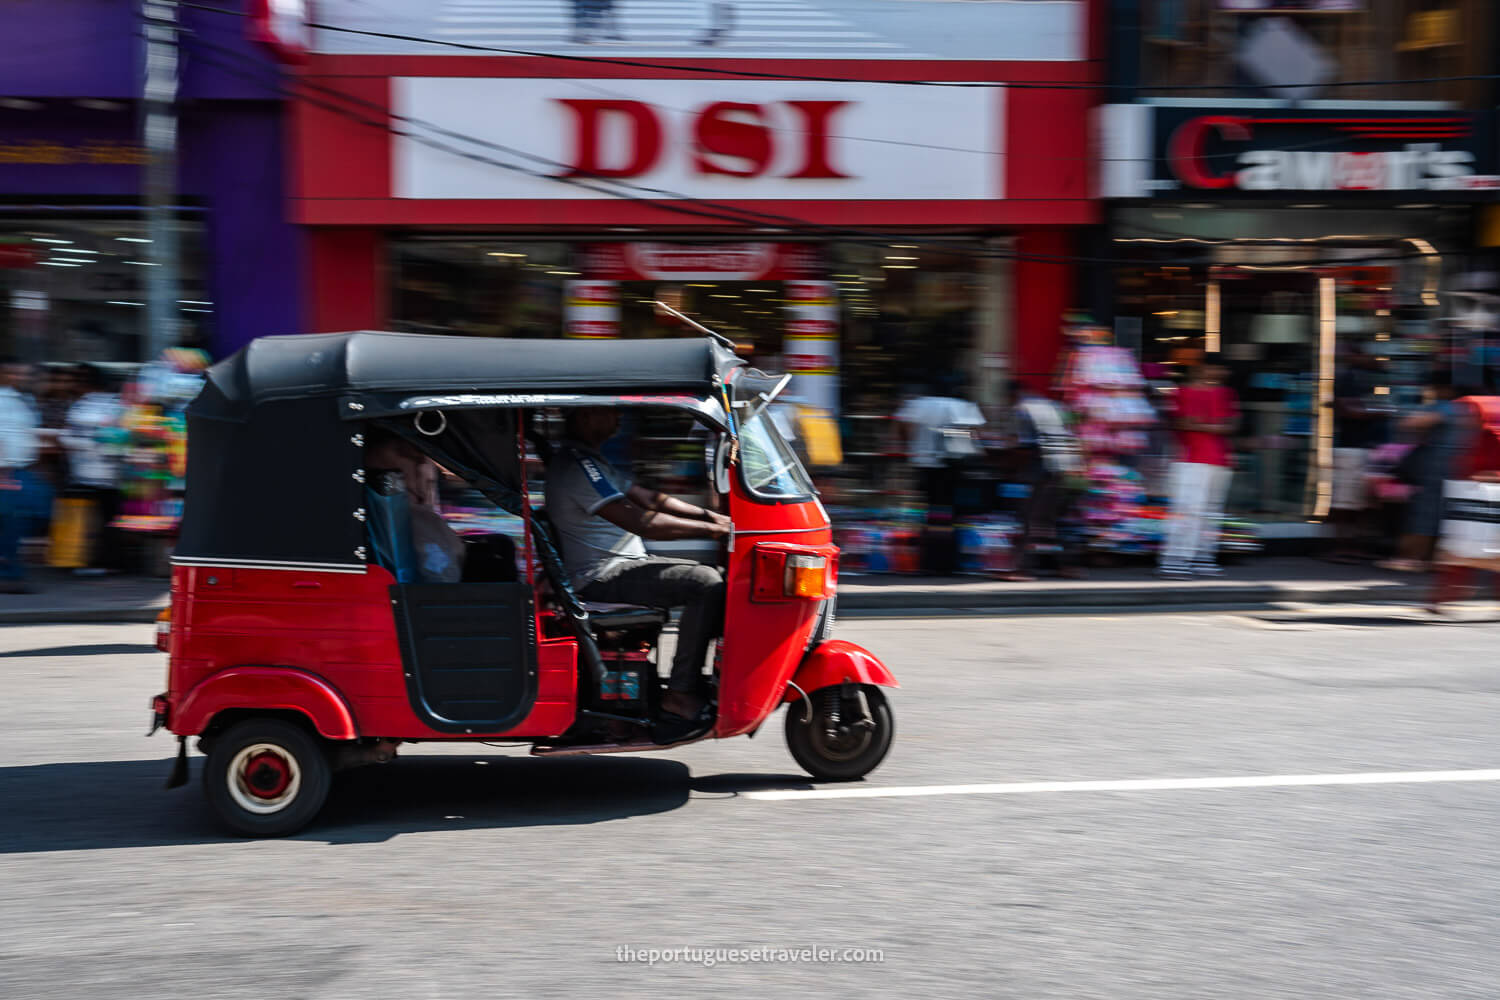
[{"left": 704, "top": 508, "right": 732, "bottom": 528}]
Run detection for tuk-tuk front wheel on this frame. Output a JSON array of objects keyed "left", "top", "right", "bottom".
[
  {"left": 204, "top": 718, "right": 332, "bottom": 837},
  {"left": 785, "top": 685, "right": 893, "bottom": 781}
]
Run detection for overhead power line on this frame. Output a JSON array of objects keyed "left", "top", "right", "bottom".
[{"left": 179, "top": 31, "right": 1469, "bottom": 273}]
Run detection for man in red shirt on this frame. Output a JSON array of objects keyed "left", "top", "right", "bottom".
[{"left": 1159, "top": 363, "right": 1239, "bottom": 578}]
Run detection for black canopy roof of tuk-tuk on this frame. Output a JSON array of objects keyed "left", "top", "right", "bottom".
[
  {"left": 176, "top": 332, "right": 745, "bottom": 571},
  {"left": 189, "top": 331, "right": 744, "bottom": 422}
]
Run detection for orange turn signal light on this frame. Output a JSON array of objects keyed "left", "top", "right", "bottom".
[
  {"left": 785, "top": 554, "right": 829, "bottom": 599},
  {"left": 155, "top": 608, "right": 171, "bottom": 653}
]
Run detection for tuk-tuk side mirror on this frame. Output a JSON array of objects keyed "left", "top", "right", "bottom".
[{"left": 711, "top": 433, "right": 732, "bottom": 496}]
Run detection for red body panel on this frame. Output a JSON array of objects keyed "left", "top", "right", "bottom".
[
  {"left": 782, "top": 640, "right": 900, "bottom": 704},
  {"left": 165, "top": 564, "right": 578, "bottom": 741},
  {"left": 714, "top": 485, "right": 834, "bottom": 738},
  {"left": 174, "top": 665, "right": 359, "bottom": 740}
]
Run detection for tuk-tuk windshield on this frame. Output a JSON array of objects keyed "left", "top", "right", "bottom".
[{"left": 738, "top": 410, "right": 815, "bottom": 501}]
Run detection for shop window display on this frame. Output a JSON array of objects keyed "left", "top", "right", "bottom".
[
  {"left": 0, "top": 219, "right": 210, "bottom": 362},
  {"left": 1113, "top": 216, "right": 1474, "bottom": 530},
  {"left": 388, "top": 236, "right": 1030, "bottom": 576}
]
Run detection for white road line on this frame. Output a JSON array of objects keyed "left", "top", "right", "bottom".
[{"left": 745, "top": 769, "right": 1500, "bottom": 802}]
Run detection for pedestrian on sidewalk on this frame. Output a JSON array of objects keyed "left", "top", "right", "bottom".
[
  {"left": 1009, "top": 379, "right": 1086, "bottom": 581},
  {"left": 1158, "top": 362, "right": 1239, "bottom": 579},
  {"left": 60, "top": 363, "right": 127, "bottom": 576},
  {"left": 0, "top": 357, "right": 41, "bottom": 593},
  {"left": 1380, "top": 369, "right": 1465, "bottom": 574},
  {"left": 1327, "top": 343, "right": 1387, "bottom": 562},
  {"left": 895, "top": 375, "right": 985, "bottom": 576}
]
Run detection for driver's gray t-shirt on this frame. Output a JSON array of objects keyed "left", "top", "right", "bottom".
[{"left": 544, "top": 441, "right": 648, "bottom": 589}]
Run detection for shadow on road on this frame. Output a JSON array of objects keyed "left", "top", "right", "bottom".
[
  {"left": 0, "top": 754, "right": 817, "bottom": 852},
  {"left": 0, "top": 643, "right": 159, "bottom": 659}
]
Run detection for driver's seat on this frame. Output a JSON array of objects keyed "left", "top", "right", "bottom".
[
  {"left": 583, "top": 601, "right": 669, "bottom": 630},
  {"left": 530, "top": 509, "right": 668, "bottom": 631}
]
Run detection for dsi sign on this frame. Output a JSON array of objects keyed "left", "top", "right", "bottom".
[
  {"left": 1098, "top": 104, "right": 1498, "bottom": 197},
  {"left": 393, "top": 78, "right": 1000, "bottom": 201}
]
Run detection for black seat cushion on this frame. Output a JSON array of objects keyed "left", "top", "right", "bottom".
[{"left": 585, "top": 602, "right": 668, "bottom": 629}]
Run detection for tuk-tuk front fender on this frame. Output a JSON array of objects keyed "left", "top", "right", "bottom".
[
  {"left": 782, "top": 640, "right": 898, "bottom": 703},
  {"left": 173, "top": 666, "right": 358, "bottom": 741}
]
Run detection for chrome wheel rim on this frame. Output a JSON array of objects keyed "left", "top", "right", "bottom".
[{"left": 227, "top": 743, "right": 302, "bottom": 815}]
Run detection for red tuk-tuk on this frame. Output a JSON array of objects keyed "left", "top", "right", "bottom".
[{"left": 150, "top": 332, "right": 897, "bottom": 835}]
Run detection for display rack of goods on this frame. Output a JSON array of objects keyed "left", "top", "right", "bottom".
[
  {"left": 835, "top": 509, "right": 923, "bottom": 575},
  {"left": 1060, "top": 342, "right": 1158, "bottom": 554},
  {"left": 114, "top": 350, "right": 208, "bottom": 539},
  {"left": 955, "top": 514, "right": 1021, "bottom": 576}
]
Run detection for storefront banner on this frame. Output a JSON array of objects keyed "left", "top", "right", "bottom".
[
  {"left": 582, "top": 242, "right": 822, "bottom": 282},
  {"left": 0, "top": 110, "right": 147, "bottom": 197},
  {"left": 393, "top": 78, "right": 1000, "bottom": 202},
  {"left": 564, "top": 279, "right": 619, "bottom": 338},
  {"left": 782, "top": 280, "right": 839, "bottom": 417},
  {"left": 1097, "top": 104, "right": 1498, "bottom": 197}
]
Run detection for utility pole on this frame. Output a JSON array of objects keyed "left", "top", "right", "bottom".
[{"left": 141, "top": 0, "right": 181, "bottom": 362}]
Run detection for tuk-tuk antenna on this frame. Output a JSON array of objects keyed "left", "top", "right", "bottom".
[{"left": 653, "top": 301, "right": 738, "bottom": 352}]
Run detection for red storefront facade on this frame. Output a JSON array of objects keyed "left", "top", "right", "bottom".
[{"left": 289, "top": 3, "right": 1101, "bottom": 409}]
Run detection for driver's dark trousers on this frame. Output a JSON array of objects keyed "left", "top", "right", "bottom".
[{"left": 580, "top": 557, "right": 726, "bottom": 692}]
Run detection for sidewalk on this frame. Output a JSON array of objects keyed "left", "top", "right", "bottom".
[
  {"left": 0, "top": 558, "right": 1435, "bottom": 625},
  {"left": 836, "top": 557, "right": 1430, "bottom": 613}
]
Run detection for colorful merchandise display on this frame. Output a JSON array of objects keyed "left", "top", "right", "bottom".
[
  {"left": 1059, "top": 336, "right": 1158, "bottom": 555},
  {"left": 955, "top": 515, "right": 1021, "bottom": 576},
  {"left": 835, "top": 509, "right": 924, "bottom": 575},
  {"left": 114, "top": 349, "right": 209, "bottom": 537}
]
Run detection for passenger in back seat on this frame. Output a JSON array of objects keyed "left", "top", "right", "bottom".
[{"left": 366, "top": 429, "right": 464, "bottom": 583}]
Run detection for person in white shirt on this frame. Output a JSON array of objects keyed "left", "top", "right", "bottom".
[
  {"left": 0, "top": 357, "right": 41, "bottom": 592},
  {"left": 894, "top": 376, "right": 985, "bottom": 575},
  {"left": 60, "top": 364, "right": 126, "bottom": 575}
]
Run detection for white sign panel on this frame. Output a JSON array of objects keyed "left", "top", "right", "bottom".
[
  {"left": 394, "top": 78, "right": 1001, "bottom": 201},
  {"left": 314, "top": 0, "right": 1084, "bottom": 62}
]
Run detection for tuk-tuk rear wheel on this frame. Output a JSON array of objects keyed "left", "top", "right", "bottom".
[
  {"left": 204, "top": 718, "right": 332, "bottom": 837},
  {"left": 785, "top": 685, "right": 893, "bottom": 781}
]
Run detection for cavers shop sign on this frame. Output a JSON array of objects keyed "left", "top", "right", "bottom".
[
  {"left": 1102, "top": 106, "right": 1498, "bottom": 196},
  {"left": 392, "top": 78, "right": 999, "bottom": 201}
]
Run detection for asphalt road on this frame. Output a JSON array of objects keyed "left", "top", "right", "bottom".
[{"left": 2, "top": 607, "right": 1499, "bottom": 999}]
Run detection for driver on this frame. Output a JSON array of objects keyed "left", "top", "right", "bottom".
[{"left": 545, "top": 407, "right": 731, "bottom": 721}]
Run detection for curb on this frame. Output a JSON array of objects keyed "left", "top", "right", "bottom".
[
  {"left": 0, "top": 581, "right": 1430, "bottom": 625},
  {"left": 836, "top": 581, "right": 1427, "bottom": 611},
  {"left": 0, "top": 605, "right": 167, "bottom": 626}
]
